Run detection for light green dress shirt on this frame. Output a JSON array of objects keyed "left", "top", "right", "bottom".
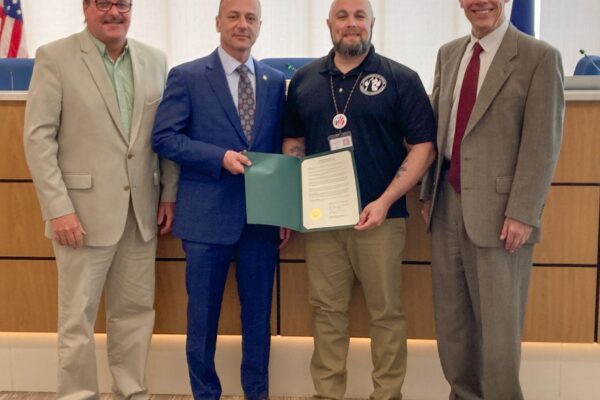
[{"left": 88, "top": 31, "right": 134, "bottom": 139}]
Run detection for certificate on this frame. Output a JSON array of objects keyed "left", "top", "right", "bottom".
[{"left": 244, "top": 149, "right": 361, "bottom": 232}]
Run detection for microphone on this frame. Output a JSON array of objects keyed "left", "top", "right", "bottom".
[
  {"left": 579, "top": 49, "right": 600, "bottom": 74},
  {"left": 9, "top": 70, "right": 15, "bottom": 91}
]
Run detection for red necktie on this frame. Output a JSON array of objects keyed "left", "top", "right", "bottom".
[{"left": 448, "top": 42, "right": 483, "bottom": 193}]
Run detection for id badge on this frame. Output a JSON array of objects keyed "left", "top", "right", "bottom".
[{"left": 328, "top": 131, "right": 353, "bottom": 151}]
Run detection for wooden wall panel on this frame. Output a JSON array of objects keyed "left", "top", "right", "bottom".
[
  {"left": 533, "top": 186, "right": 599, "bottom": 265},
  {"left": 554, "top": 102, "right": 600, "bottom": 183},
  {"left": 156, "top": 234, "right": 185, "bottom": 259},
  {"left": 523, "top": 267, "right": 597, "bottom": 343},
  {"left": 154, "top": 261, "right": 187, "bottom": 334},
  {"left": 0, "top": 101, "right": 29, "bottom": 180},
  {"left": 401, "top": 266, "right": 436, "bottom": 339},
  {"left": 0, "top": 260, "right": 58, "bottom": 332},
  {"left": 5, "top": 261, "right": 593, "bottom": 342},
  {"left": 0, "top": 259, "right": 111, "bottom": 333},
  {"left": 0, "top": 260, "right": 276, "bottom": 335},
  {"left": 281, "top": 264, "right": 598, "bottom": 342},
  {"left": 277, "top": 263, "right": 311, "bottom": 336},
  {"left": 279, "top": 263, "right": 435, "bottom": 339},
  {"left": 7, "top": 171, "right": 594, "bottom": 265},
  {"left": 154, "top": 261, "right": 277, "bottom": 335},
  {"left": 0, "top": 183, "right": 53, "bottom": 257}
]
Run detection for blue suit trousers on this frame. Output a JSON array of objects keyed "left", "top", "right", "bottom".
[{"left": 182, "top": 225, "right": 277, "bottom": 400}]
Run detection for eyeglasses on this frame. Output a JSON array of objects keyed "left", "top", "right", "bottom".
[{"left": 94, "top": 1, "right": 132, "bottom": 13}]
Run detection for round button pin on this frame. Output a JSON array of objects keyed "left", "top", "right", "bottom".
[{"left": 332, "top": 113, "right": 347, "bottom": 130}]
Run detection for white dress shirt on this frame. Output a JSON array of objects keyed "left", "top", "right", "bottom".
[
  {"left": 218, "top": 46, "right": 257, "bottom": 110},
  {"left": 444, "top": 18, "right": 510, "bottom": 159}
]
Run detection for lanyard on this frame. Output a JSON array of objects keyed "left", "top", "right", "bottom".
[{"left": 329, "top": 72, "right": 363, "bottom": 132}]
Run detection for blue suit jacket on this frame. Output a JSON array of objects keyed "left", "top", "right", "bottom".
[{"left": 152, "top": 49, "right": 286, "bottom": 245}]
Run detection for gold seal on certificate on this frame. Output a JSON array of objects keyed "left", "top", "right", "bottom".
[{"left": 310, "top": 208, "right": 323, "bottom": 221}]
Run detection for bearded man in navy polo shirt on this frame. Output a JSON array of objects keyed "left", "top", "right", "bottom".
[{"left": 283, "top": 0, "right": 436, "bottom": 398}]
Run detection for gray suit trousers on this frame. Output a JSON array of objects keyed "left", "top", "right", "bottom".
[{"left": 431, "top": 176, "right": 533, "bottom": 400}]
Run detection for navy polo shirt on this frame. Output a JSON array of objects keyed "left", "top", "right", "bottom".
[{"left": 284, "top": 47, "right": 436, "bottom": 218}]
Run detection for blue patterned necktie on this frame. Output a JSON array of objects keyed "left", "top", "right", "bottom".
[{"left": 236, "top": 64, "right": 255, "bottom": 142}]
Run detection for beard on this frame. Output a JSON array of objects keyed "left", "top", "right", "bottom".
[{"left": 332, "top": 32, "right": 372, "bottom": 57}]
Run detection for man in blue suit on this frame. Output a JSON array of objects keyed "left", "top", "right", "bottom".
[{"left": 152, "top": 0, "right": 286, "bottom": 398}]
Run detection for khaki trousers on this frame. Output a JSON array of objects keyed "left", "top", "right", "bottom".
[
  {"left": 431, "top": 177, "right": 533, "bottom": 400},
  {"left": 305, "top": 219, "right": 407, "bottom": 400},
  {"left": 53, "top": 207, "right": 156, "bottom": 400}
]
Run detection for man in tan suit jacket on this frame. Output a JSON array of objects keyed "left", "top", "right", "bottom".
[
  {"left": 23, "top": 1, "right": 178, "bottom": 399},
  {"left": 421, "top": 1, "right": 563, "bottom": 399}
]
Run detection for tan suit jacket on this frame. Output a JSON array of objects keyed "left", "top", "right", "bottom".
[
  {"left": 421, "top": 25, "right": 564, "bottom": 247},
  {"left": 24, "top": 30, "right": 178, "bottom": 246}
]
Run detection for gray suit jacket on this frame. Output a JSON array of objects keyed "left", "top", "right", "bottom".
[
  {"left": 24, "top": 30, "right": 178, "bottom": 246},
  {"left": 421, "top": 25, "right": 564, "bottom": 247}
]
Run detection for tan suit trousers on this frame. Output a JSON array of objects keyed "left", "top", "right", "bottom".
[
  {"left": 53, "top": 205, "right": 157, "bottom": 400},
  {"left": 431, "top": 176, "right": 533, "bottom": 400},
  {"left": 305, "top": 218, "right": 407, "bottom": 400}
]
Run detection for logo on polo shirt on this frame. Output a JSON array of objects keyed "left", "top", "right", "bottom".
[{"left": 360, "top": 74, "right": 387, "bottom": 96}]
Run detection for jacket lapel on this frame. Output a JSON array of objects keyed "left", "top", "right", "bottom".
[
  {"left": 128, "top": 41, "right": 145, "bottom": 149},
  {"left": 439, "top": 38, "right": 469, "bottom": 152},
  {"left": 251, "top": 60, "right": 270, "bottom": 148},
  {"left": 78, "top": 30, "right": 128, "bottom": 143},
  {"left": 466, "top": 25, "right": 518, "bottom": 136},
  {"left": 205, "top": 50, "right": 247, "bottom": 144}
]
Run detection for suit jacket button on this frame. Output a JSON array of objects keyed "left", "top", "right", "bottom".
[
  {"left": 128, "top": 153, "right": 134, "bottom": 159},
  {"left": 123, "top": 185, "right": 130, "bottom": 191}
]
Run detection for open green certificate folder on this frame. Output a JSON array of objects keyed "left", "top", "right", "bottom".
[{"left": 244, "top": 149, "right": 362, "bottom": 232}]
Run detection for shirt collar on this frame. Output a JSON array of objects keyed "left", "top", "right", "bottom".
[
  {"left": 218, "top": 46, "right": 255, "bottom": 77},
  {"left": 321, "top": 45, "right": 380, "bottom": 76},
  {"left": 468, "top": 17, "right": 509, "bottom": 54},
  {"left": 87, "top": 29, "right": 129, "bottom": 60}
]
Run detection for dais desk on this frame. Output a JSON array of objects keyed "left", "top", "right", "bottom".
[{"left": 1, "top": 91, "right": 598, "bottom": 342}]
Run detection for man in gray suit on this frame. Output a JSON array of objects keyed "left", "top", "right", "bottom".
[
  {"left": 23, "top": 1, "right": 178, "bottom": 398},
  {"left": 421, "top": 1, "right": 564, "bottom": 399}
]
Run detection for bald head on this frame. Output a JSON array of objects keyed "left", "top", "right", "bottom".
[
  {"left": 329, "top": 0, "right": 374, "bottom": 21},
  {"left": 219, "top": 0, "right": 261, "bottom": 17}
]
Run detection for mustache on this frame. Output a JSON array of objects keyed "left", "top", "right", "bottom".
[{"left": 102, "top": 16, "right": 125, "bottom": 23}]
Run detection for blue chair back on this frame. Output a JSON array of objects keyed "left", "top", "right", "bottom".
[
  {"left": 574, "top": 55, "right": 600, "bottom": 76},
  {"left": 261, "top": 58, "right": 315, "bottom": 79},
  {"left": 0, "top": 58, "right": 35, "bottom": 90}
]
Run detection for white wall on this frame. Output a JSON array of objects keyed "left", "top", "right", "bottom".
[
  {"left": 17, "top": 0, "right": 600, "bottom": 89},
  {"left": 540, "top": 1, "right": 600, "bottom": 75}
]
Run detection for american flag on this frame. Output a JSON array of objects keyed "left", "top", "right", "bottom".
[{"left": 0, "top": 0, "right": 27, "bottom": 58}]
